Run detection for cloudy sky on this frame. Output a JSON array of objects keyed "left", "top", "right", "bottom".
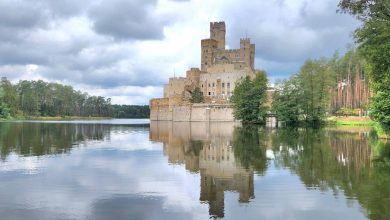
[{"left": 0, "top": 0, "right": 359, "bottom": 104}]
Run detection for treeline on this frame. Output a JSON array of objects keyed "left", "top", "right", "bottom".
[
  {"left": 240, "top": 0, "right": 390, "bottom": 127},
  {"left": 272, "top": 49, "right": 369, "bottom": 125},
  {"left": 111, "top": 105, "right": 149, "bottom": 118},
  {"left": 273, "top": 0, "right": 390, "bottom": 126},
  {"left": 0, "top": 78, "right": 112, "bottom": 118},
  {"left": 338, "top": 0, "right": 390, "bottom": 126}
]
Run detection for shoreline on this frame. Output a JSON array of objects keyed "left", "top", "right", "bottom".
[
  {"left": 1, "top": 116, "right": 113, "bottom": 121},
  {"left": 325, "top": 116, "right": 390, "bottom": 139}
]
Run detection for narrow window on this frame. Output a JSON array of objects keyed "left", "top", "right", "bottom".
[
  {"left": 208, "top": 92, "right": 211, "bottom": 95},
  {"left": 222, "top": 83, "right": 225, "bottom": 88}
]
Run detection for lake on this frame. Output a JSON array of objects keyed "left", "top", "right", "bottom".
[{"left": 0, "top": 119, "right": 389, "bottom": 220}]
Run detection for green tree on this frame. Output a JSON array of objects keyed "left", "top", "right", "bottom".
[
  {"left": 272, "top": 58, "right": 334, "bottom": 125},
  {"left": 272, "top": 76, "right": 303, "bottom": 125},
  {"left": 338, "top": 0, "right": 390, "bottom": 125},
  {"left": 0, "top": 78, "right": 17, "bottom": 116},
  {"left": 231, "top": 71, "right": 268, "bottom": 124},
  {"left": 191, "top": 87, "right": 204, "bottom": 103},
  {"left": 298, "top": 59, "right": 334, "bottom": 124}
]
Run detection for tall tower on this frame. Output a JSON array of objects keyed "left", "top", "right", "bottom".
[
  {"left": 201, "top": 39, "right": 217, "bottom": 71},
  {"left": 240, "top": 38, "right": 255, "bottom": 70},
  {"left": 210, "top": 22, "right": 226, "bottom": 50}
]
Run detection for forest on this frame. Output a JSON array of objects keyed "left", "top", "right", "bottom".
[
  {"left": 0, "top": 78, "right": 112, "bottom": 118},
  {"left": 272, "top": 48, "right": 370, "bottom": 125},
  {"left": 0, "top": 78, "right": 151, "bottom": 119},
  {"left": 111, "top": 105, "right": 149, "bottom": 118},
  {"left": 232, "top": 1, "right": 389, "bottom": 127}
]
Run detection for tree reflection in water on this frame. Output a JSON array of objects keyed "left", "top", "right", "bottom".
[
  {"left": 150, "top": 122, "right": 390, "bottom": 220},
  {"left": 0, "top": 121, "right": 389, "bottom": 219}
]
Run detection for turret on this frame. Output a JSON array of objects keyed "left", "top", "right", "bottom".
[
  {"left": 240, "top": 38, "right": 255, "bottom": 70},
  {"left": 210, "top": 22, "right": 226, "bottom": 50},
  {"left": 201, "top": 39, "right": 218, "bottom": 71}
]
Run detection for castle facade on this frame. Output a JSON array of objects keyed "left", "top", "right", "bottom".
[{"left": 150, "top": 22, "right": 257, "bottom": 121}]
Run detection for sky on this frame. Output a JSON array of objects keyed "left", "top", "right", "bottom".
[{"left": 0, "top": 0, "right": 360, "bottom": 105}]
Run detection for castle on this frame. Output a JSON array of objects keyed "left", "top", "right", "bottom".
[{"left": 150, "top": 21, "right": 257, "bottom": 122}]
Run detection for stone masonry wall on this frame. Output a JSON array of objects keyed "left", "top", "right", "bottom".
[{"left": 151, "top": 102, "right": 235, "bottom": 122}]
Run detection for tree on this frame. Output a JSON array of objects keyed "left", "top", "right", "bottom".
[
  {"left": 272, "top": 58, "right": 334, "bottom": 125},
  {"left": 338, "top": 0, "right": 390, "bottom": 125},
  {"left": 191, "top": 87, "right": 204, "bottom": 103},
  {"left": 231, "top": 71, "right": 268, "bottom": 124},
  {"left": 272, "top": 76, "right": 303, "bottom": 125},
  {"left": 298, "top": 59, "right": 334, "bottom": 124},
  {"left": 0, "top": 78, "right": 114, "bottom": 118}
]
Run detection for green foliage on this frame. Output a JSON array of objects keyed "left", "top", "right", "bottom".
[
  {"left": 111, "top": 105, "right": 150, "bottom": 118},
  {"left": 272, "top": 77, "right": 302, "bottom": 125},
  {"left": 335, "top": 108, "right": 361, "bottom": 116},
  {"left": 232, "top": 125, "right": 267, "bottom": 173},
  {"left": 338, "top": 0, "right": 390, "bottom": 125},
  {"left": 0, "top": 103, "right": 10, "bottom": 119},
  {"left": 190, "top": 87, "right": 204, "bottom": 103},
  {"left": 231, "top": 71, "right": 268, "bottom": 124},
  {"left": 0, "top": 78, "right": 112, "bottom": 118},
  {"left": 272, "top": 58, "right": 334, "bottom": 125}
]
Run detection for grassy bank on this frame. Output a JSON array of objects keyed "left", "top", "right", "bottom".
[
  {"left": 326, "top": 116, "right": 390, "bottom": 139},
  {"left": 326, "top": 116, "right": 376, "bottom": 126}
]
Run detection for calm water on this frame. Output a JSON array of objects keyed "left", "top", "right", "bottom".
[{"left": 0, "top": 119, "right": 389, "bottom": 220}]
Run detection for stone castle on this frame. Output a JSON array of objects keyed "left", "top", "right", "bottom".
[{"left": 150, "top": 21, "right": 257, "bottom": 122}]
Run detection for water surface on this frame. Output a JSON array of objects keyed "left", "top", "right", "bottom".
[{"left": 0, "top": 120, "right": 389, "bottom": 220}]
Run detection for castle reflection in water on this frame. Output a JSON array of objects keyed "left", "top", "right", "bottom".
[
  {"left": 150, "top": 121, "right": 254, "bottom": 217},
  {"left": 149, "top": 122, "right": 388, "bottom": 219}
]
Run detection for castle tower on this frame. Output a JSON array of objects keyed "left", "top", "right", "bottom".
[
  {"left": 210, "top": 22, "right": 226, "bottom": 50},
  {"left": 240, "top": 38, "right": 255, "bottom": 70},
  {"left": 201, "top": 39, "right": 218, "bottom": 71}
]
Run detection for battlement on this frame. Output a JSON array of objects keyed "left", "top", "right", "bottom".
[
  {"left": 201, "top": 38, "right": 218, "bottom": 44},
  {"left": 210, "top": 22, "right": 226, "bottom": 50},
  {"left": 240, "top": 38, "right": 251, "bottom": 48},
  {"left": 210, "top": 21, "right": 226, "bottom": 28},
  {"left": 224, "top": 49, "right": 240, "bottom": 53},
  {"left": 186, "top": 68, "right": 201, "bottom": 78}
]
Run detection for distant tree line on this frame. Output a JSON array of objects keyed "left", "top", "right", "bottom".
[
  {"left": 111, "top": 105, "right": 150, "bottom": 118},
  {"left": 0, "top": 78, "right": 112, "bottom": 118}
]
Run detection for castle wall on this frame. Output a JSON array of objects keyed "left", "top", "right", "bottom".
[
  {"left": 150, "top": 98, "right": 172, "bottom": 121},
  {"left": 151, "top": 102, "right": 236, "bottom": 122},
  {"left": 172, "top": 105, "right": 191, "bottom": 122},
  {"left": 209, "top": 106, "right": 234, "bottom": 121}
]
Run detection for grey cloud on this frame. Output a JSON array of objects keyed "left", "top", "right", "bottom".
[
  {"left": 0, "top": 43, "right": 48, "bottom": 65},
  {"left": 221, "top": 0, "right": 359, "bottom": 76},
  {"left": 40, "top": 0, "right": 90, "bottom": 17},
  {"left": 0, "top": 1, "right": 47, "bottom": 29},
  {"left": 89, "top": 0, "right": 165, "bottom": 40},
  {"left": 88, "top": 195, "right": 191, "bottom": 220}
]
